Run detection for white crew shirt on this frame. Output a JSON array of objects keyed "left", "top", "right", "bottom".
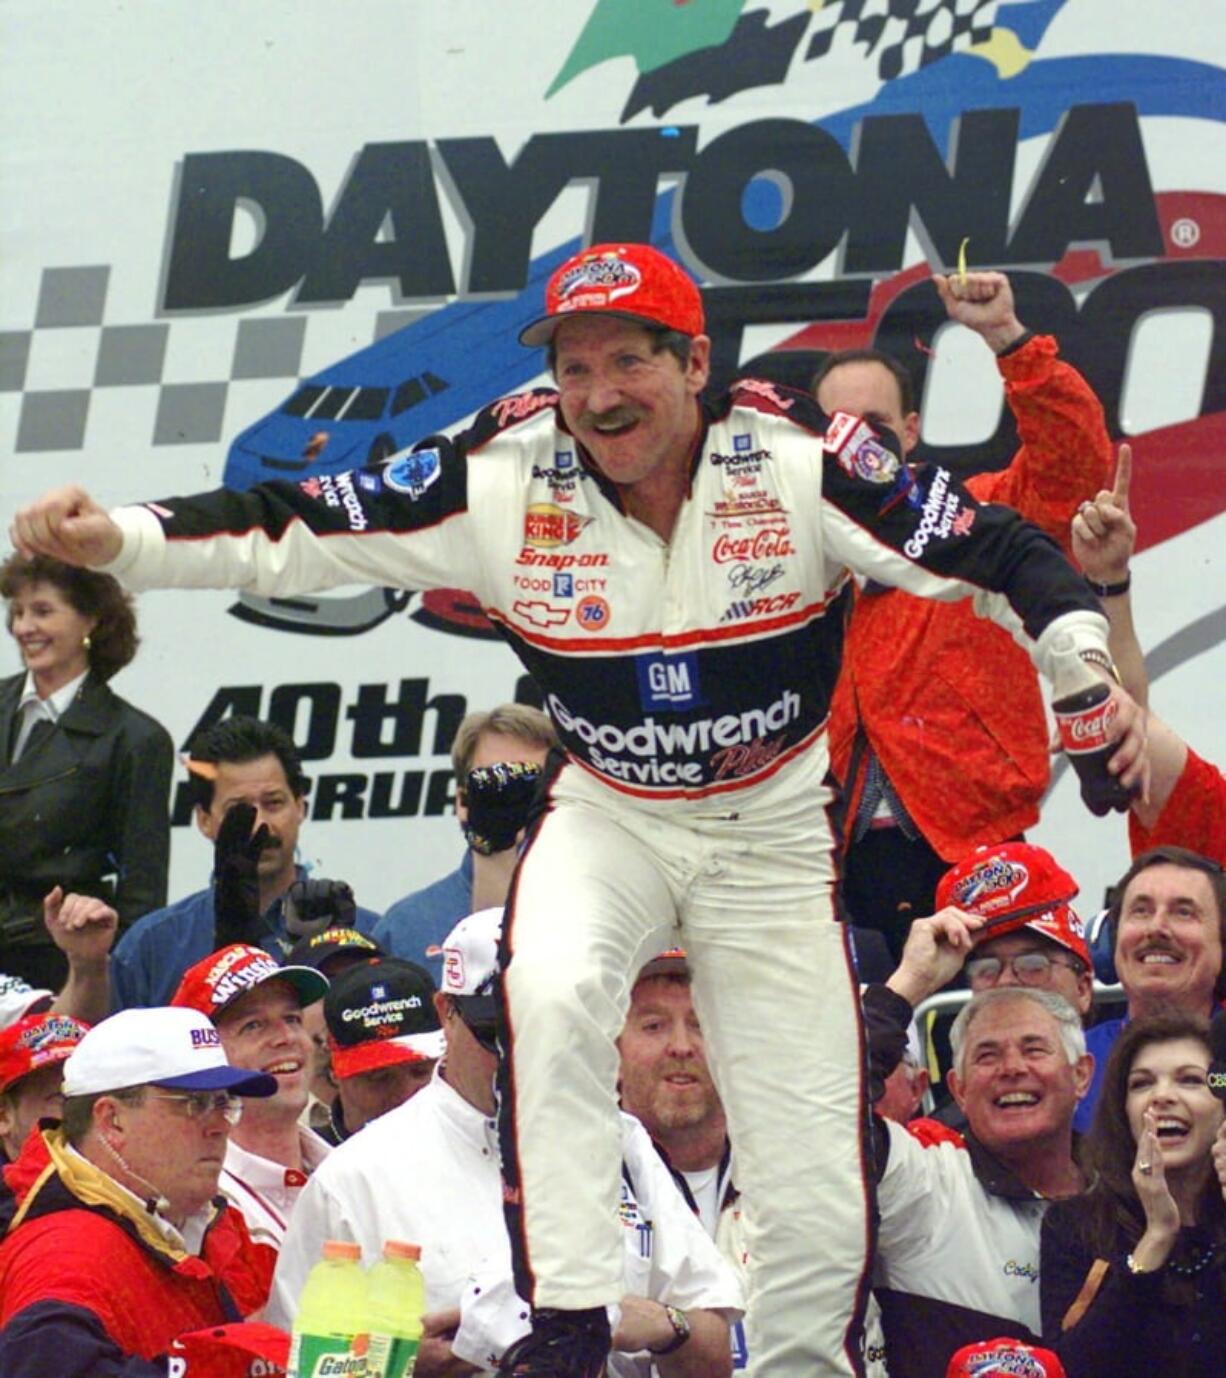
[
  {"left": 269, "top": 1073, "right": 742, "bottom": 1376},
  {"left": 219, "top": 1126, "right": 331, "bottom": 1251}
]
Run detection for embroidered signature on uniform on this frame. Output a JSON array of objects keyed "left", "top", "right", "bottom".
[{"left": 726, "top": 562, "right": 785, "bottom": 597}]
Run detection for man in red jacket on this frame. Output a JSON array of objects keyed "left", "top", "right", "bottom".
[
  {"left": 818, "top": 271, "right": 1112, "bottom": 958},
  {"left": 0, "top": 1005, "right": 279, "bottom": 1377}
]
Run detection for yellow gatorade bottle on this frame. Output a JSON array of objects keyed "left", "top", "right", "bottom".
[
  {"left": 364, "top": 1240, "right": 427, "bottom": 1377},
  {"left": 288, "top": 1238, "right": 370, "bottom": 1378}
]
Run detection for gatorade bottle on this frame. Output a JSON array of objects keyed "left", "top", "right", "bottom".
[
  {"left": 364, "top": 1240, "right": 427, "bottom": 1378},
  {"left": 289, "top": 1239, "right": 369, "bottom": 1378}
]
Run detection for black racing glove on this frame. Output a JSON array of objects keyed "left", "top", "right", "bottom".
[
  {"left": 462, "top": 761, "right": 542, "bottom": 856},
  {"left": 213, "top": 802, "right": 273, "bottom": 947},
  {"left": 283, "top": 877, "right": 358, "bottom": 938}
]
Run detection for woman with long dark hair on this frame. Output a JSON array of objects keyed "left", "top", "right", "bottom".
[
  {"left": 1040, "top": 1010, "right": 1226, "bottom": 1376},
  {"left": 0, "top": 554, "right": 173, "bottom": 988}
]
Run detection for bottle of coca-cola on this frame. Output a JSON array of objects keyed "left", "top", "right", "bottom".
[{"left": 1050, "top": 639, "right": 1136, "bottom": 816}]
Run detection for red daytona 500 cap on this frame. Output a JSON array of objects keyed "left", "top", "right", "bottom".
[{"left": 519, "top": 242, "right": 705, "bottom": 347}]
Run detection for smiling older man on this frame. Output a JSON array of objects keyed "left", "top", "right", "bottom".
[{"left": 864, "top": 910, "right": 1093, "bottom": 1378}]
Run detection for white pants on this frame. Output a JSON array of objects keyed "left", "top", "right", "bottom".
[{"left": 498, "top": 754, "right": 872, "bottom": 1378}]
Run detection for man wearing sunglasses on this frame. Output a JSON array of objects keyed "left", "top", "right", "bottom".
[{"left": 0, "top": 1005, "right": 278, "bottom": 1376}]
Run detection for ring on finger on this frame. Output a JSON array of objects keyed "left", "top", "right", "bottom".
[{"left": 1138, "top": 1160, "right": 1153, "bottom": 1174}]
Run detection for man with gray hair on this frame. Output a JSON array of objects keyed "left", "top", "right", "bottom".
[{"left": 862, "top": 909, "right": 1094, "bottom": 1378}]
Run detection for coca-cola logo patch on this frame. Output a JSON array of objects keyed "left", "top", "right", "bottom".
[
  {"left": 1056, "top": 697, "right": 1117, "bottom": 754},
  {"left": 712, "top": 529, "right": 794, "bottom": 563}
]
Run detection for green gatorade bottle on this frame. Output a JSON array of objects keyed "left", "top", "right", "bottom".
[
  {"left": 364, "top": 1240, "right": 427, "bottom": 1377},
  {"left": 288, "top": 1238, "right": 370, "bottom": 1378}
]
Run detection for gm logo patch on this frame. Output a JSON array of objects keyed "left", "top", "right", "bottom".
[
  {"left": 553, "top": 572, "right": 574, "bottom": 598},
  {"left": 635, "top": 651, "right": 701, "bottom": 711}
]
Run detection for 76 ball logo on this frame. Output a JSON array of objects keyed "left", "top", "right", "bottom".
[{"left": 576, "top": 596, "right": 610, "bottom": 632}]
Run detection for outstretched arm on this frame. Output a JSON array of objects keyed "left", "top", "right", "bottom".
[
  {"left": 935, "top": 272, "right": 1111, "bottom": 541},
  {"left": 1072, "top": 443, "right": 1148, "bottom": 708},
  {"left": 11, "top": 486, "right": 123, "bottom": 567}
]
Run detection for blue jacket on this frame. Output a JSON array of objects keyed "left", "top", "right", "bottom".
[
  {"left": 110, "top": 868, "right": 380, "bottom": 1010},
  {"left": 1073, "top": 1016, "right": 1124, "bottom": 1135},
  {"left": 373, "top": 851, "right": 473, "bottom": 984}
]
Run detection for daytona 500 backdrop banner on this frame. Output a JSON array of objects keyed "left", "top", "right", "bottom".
[{"left": 1, "top": 0, "right": 1223, "bottom": 912}]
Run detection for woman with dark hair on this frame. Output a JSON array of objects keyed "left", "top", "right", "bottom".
[
  {"left": 0, "top": 554, "right": 173, "bottom": 988},
  {"left": 1040, "top": 1010, "right": 1226, "bottom": 1377}
]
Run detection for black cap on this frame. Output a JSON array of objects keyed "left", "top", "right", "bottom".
[
  {"left": 288, "top": 926, "right": 383, "bottom": 974},
  {"left": 323, "top": 957, "right": 445, "bottom": 1080}
]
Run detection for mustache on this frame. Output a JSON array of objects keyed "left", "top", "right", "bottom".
[{"left": 579, "top": 405, "right": 640, "bottom": 431}]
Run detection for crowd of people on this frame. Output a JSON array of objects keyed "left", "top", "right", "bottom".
[{"left": 0, "top": 241, "right": 1223, "bottom": 1378}]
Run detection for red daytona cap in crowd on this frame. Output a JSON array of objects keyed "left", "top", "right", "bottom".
[
  {"left": 936, "top": 841, "right": 1090, "bottom": 969},
  {"left": 946, "top": 1336, "right": 1066, "bottom": 1378},
  {"left": 0, "top": 1012, "right": 90, "bottom": 1095},
  {"left": 170, "top": 943, "right": 329, "bottom": 1021},
  {"left": 519, "top": 242, "right": 705, "bottom": 347}
]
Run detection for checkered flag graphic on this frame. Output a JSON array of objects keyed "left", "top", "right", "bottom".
[
  {"left": 0, "top": 264, "right": 424, "bottom": 454},
  {"left": 807, "top": 0, "right": 998, "bottom": 83}
]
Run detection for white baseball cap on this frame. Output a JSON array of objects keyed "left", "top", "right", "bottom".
[
  {"left": 62, "top": 1006, "right": 278, "bottom": 1098},
  {"left": 437, "top": 908, "right": 503, "bottom": 1021}
]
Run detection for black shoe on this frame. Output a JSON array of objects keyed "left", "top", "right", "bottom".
[{"left": 498, "top": 1306, "right": 611, "bottom": 1377}]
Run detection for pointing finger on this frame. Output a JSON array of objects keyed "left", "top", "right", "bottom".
[{"left": 1112, "top": 443, "right": 1132, "bottom": 510}]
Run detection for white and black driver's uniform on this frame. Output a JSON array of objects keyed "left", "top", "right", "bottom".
[{"left": 101, "top": 379, "right": 1108, "bottom": 1378}]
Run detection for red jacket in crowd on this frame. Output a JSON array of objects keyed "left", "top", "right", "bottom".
[
  {"left": 829, "top": 333, "right": 1112, "bottom": 861},
  {"left": 0, "top": 1126, "right": 275, "bottom": 1377}
]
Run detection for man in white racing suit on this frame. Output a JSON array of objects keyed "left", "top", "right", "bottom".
[{"left": 11, "top": 241, "right": 1147, "bottom": 1378}]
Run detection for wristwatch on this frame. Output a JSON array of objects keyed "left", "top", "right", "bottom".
[
  {"left": 648, "top": 1304, "right": 691, "bottom": 1356},
  {"left": 1085, "top": 571, "right": 1132, "bottom": 599},
  {"left": 1077, "top": 647, "right": 1121, "bottom": 684}
]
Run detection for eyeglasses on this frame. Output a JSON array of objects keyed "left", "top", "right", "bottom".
[
  {"left": 145, "top": 1090, "right": 244, "bottom": 1125},
  {"left": 965, "top": 952, "right": 1083, "bottom": 988}
]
